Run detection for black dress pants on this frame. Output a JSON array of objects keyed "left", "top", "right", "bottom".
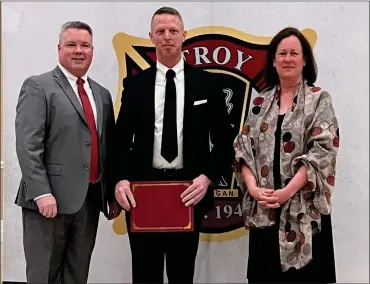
[{"left": 125, "top": 168, "right": 203, "bottom": 283}]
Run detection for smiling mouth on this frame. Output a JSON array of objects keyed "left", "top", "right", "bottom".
[{"left": 72, "top": 58, "right": 85, "bottom": 62}]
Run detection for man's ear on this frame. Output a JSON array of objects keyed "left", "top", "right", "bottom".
[{"left": 183, "top": 30, "right": 187, "bottom": 42}]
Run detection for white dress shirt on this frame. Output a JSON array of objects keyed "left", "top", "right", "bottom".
[
  {"left": 57, "top": 62, "right": 98, "bottom": 126},
  {"left": 34, "top": 63, "right": 98, "bottom": 201},
  {"left": 152, "top": 59, "right": 185, "bottom": 169}
]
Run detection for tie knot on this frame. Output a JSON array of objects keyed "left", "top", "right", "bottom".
[
  {"left": 77, "top": 77, "right": 85, "bottom": 85},
  {"left": 166, "top": 69, "right": 176, "bottom": 80}
]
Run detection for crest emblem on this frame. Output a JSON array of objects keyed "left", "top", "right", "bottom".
[{"left": 112, "top": 26, "right": 317, "bottom": 242}]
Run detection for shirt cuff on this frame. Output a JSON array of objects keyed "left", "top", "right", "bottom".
[{"left": 34, "top": 193, "right": 52, "bottom": 201}]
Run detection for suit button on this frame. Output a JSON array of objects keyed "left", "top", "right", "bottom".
[
  {"left": 84, "top": 164, "right": 89, "bottom": 171},
  {"left": 85, "top": 141, "right": 91, "bottom": 146}
]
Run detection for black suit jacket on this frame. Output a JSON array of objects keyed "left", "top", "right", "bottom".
[{"left": 110, "top": 62, "right": 234, "bottom": 214}]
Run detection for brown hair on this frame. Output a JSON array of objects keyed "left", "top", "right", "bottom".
[
  {"left": 264, "top": 27, "right": 317, "bottom": 87},
  {"left": 151, "top": 6, "right": 183, "bottom": 27}
]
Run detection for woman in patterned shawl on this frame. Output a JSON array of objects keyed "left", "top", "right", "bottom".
[{"left": 234, "top": 27, "right": 339, "bottom": 283}]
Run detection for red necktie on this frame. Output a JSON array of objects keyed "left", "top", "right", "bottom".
[{"left": 77, "top": 77, "right": 99, "bottom": 183}]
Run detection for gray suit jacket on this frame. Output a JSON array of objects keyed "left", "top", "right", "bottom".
[{"left": 15, "top": 66, "right": 115, "bottom": 216}]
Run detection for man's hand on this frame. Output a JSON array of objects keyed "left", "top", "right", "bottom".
[
  {"left": 35, "top": 195, "right": 57, "bottom": 218},
  {"left": 115, "top": 180, "right": 136, "bottom": 211},
  {"left": 248, "top": 186, "right": 280, "bottom": 209},
  {"left": 181, "top": 174, "right": 211, "bottom": 207},
  {"left": 107, "top": 201, "right": 122, "bottom": 220}
]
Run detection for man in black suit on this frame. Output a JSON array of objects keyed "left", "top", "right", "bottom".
[{"left": 113, "top": 6, "right": 234, "bottom": 283}]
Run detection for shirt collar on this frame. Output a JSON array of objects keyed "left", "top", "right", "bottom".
[
  {"left": 58, "top": 62, "right": 89, "bottom": 86},
  {"left": 155, "top": 58, "right": 184, "bottom": 83}
]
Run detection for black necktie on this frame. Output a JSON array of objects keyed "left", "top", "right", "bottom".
[{"left": 161, "top": 69, "right": 178, "bottom": 163}]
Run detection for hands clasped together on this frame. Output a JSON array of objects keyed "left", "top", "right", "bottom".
[
  {"left": 248, "top": 186, "right": 294, "bottom": 209},
  {"left": 115, "top": 174, "right": 211, "bottom": 211}
]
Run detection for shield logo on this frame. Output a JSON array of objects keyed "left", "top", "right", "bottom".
[{"left": 112, "top": 26, "right": 317, "bottom": 242}]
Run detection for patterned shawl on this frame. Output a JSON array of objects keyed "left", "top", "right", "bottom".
[{"left": 233, "top": 80, "right": 339, "bottom": 271}]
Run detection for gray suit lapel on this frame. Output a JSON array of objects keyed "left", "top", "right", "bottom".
[
  {"left": 52, "top": 67, "right": 88, "bottom": 126},
  {"left": 88, "top": 78, "right": 103, "bottom": 137}
]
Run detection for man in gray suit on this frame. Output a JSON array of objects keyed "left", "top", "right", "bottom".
[{"left": 15, "top": 21, "right": 121, "bottom": 284}]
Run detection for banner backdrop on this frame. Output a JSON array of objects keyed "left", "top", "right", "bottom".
[{"left": 2, "top": 2, "right": 369, "bottom": 283}]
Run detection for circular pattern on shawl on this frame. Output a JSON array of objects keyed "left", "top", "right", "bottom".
[
  {"left": 311, "top": 86, "right": 321, "bottom": 93},
  {"left": 320, "top": 121, "right": 329, "bottom": 129},
  {"left": 287, "top": 230, "right": 297, "bottom": 242},
  {"left": 327, "top": 175, "right": 335, "bottom": 186},
  {"left": 297, "top": 213, "right": 304, "bottom": 222},
  {"left": 242, "top": 125, "right": 250, "bottom": 135},
  {"left": 302, "top": 243, "right": 312, "bottom": 255},
  {"left": 260, "top": 122, "right": 269, "bottom": 132},
  {"left": 252, "top": 106, "right": 261, "bottom": 115},
  {"left": 312, "top": 127, "right": 322, "bottom": 136},
  {"left": 319, "top": 160, "right": 330, "bottom": 169},
  {"left": 259, "top": 133, "right": 265, "bottom": 141},
  {"left": 284, "top": 141, "right": 295, "bottom": 153},
  {"left": 253, "top": 97, "right": 264, "bottom": 105},
  {"left": 285, "top": 122, "right": 294, "bottom": 130},
  {"left": 287, "top": 252, "right": 300, "bottom": 265},
  {"left": 284, "top": 164, "right": 292, "bottom": 176},
  {"left": 268, "top": 209, "right": 277, "bottom": 221},
  {"left": 291, "top": 202, "right": 303, "bottom": 213},
  {"left": 283, "top": 132, "right": 292, "bottom": 142},
  {"left": 333, "top": 137, "right": 339, "bottom": 147},
  {"left": 258, "top": 154, "right": 267, "bottom": 165},
  {"left": 260, "top": 178, "right": 268, "bottom": 186},
  {"left": 311, "top": 221, "right": 319, "bottom": 230},
  {"left": 261, "top": 165, "right": 269, "bottom": 177},
  {"left": 308, "top": 205, "right": 320, "bottom": 220}
]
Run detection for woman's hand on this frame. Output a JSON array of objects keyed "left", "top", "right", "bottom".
[
  {"left": 272, "top": 187, "right": 295, "bottom": 205},
  {"left": 240, "top": 163, "right": 280, "bottom": 208},
  {"left": 248, "top": 186, "right": 280, "bottom": 209}
]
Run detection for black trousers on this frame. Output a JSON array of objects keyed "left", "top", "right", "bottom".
[
  {"left": 22, "top": 182, "right": 101, "bottom": 284},
  {"left": 126, "top": 169, "right": 202, "bottom": 283}
]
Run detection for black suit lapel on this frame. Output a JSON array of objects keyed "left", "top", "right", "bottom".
[
  {"left": 183, "top": 63, "right": 197, "bottom": 168},
  {"left": 143, "top": 67, "right": 157, "bottom": 167},
  {"left": 53, "top": 66, "right": 88, "bottom": 127}
]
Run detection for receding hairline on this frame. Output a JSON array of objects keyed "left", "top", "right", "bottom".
[
  {"left": 58, "top": 21, "right": 93, "bottom": 44},
  {"left": 150, "top": 7, "right": 184, "bottom": 30}
]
